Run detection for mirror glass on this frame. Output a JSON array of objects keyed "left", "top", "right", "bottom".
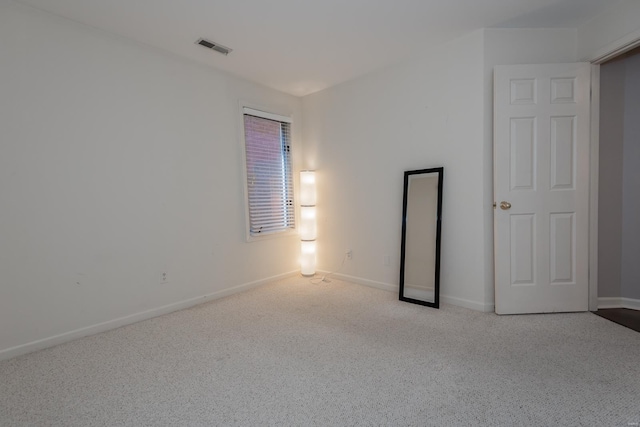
[{"left": 399, "top": 167, "right": 443, "bottom": 308}]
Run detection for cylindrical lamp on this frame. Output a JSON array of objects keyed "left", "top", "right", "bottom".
[
  {"left": 300, "top": 170, "right": 316, "bottom": 276},
  {"left": 300, "top": 170, "right": 317, "bottom": 206},
  {"left": 300, "top": 240, "right": 317, "bottom": 276},
  {"left": 299, "top": 206, "right": 317, "bottom": 241}
]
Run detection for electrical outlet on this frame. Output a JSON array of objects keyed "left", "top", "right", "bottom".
[
  {"left": 346, "top": 249, "right": 353, "bottom": 260},
  {"left": 160, "top": 272, "right": 169, "bottom": 284}
]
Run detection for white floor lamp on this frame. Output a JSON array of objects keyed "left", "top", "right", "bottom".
[{"left": 300, "top": 171, "right": 316, "bottom": 276}]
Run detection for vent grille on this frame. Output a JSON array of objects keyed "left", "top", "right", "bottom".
[{"left": 196, "top": 38, "right": 232, "bottom": 56}]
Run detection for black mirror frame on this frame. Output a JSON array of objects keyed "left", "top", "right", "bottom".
[{"left": 399, "top": 167, "right": 443, "bottom": 308}]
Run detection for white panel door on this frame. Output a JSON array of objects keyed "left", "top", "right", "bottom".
[{"left": 494, "top": 63, "right": 590, "bottom": 315}]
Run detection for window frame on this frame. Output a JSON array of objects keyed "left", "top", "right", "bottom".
[{"left": 238, "top": 102, "right": 298, "bottom": 242}]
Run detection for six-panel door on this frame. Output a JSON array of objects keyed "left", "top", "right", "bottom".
[{"left": 494, "top": 63, "right": 590, "bottom": 314}]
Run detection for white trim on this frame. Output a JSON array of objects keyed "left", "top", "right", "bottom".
[
  {"left": 242, "top": 107, "right": 292, "bottom": 124},
  {"left": 597, "top": 297, "right": 622, "bottom": 309},
  {"left": 598, "top": 297, "right": 640, "bottom": 310},
  {"left": 325, "top": 272, "right": 398, "bottom": 293},
  {"left": 623, "top": 298, "right": 640, "bottom": 311},
  {"left": 323, "top": 271, "right": 494, "bottom": 312},
  {"left": 441, "top": 294, "right": 495, "bottom": 313},
  {"left": 0, "top": 271, "right": 298, "bottom": 361},
  {"left": 588, "top": 32, "right": 640, "bottom": 64},
  {"left": 589, "top": 64, "right": 600, "bottom": 312}
]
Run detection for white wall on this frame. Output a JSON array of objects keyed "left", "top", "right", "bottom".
[
  {"left": 482, "top": 28, "right": 578, "bottom": 307},
  {"left": 301, "top": 28, "right": 579, "bottom": 312},
  {"left": 577, "top": 0, "right": 640, "bottom": 61},
  {"left": 0, "top": 1, "right": 301, "bottom": 358},
  {"left": 622, "top": 53, "right": 640, "bottom": 300},
  {"left": 303, "top": 31, "right": 489, "bottom": 311}
]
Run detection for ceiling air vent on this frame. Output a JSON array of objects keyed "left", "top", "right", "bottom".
[{"left": 196, "top": 38, "right": 232, "bottom": 56}]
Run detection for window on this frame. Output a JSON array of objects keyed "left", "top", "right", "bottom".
[{"left": 242, "top": 107, "right": 295, "bottom": 238}]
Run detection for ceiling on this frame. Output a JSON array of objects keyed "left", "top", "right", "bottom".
[{"left": 15, "top": 0, "right": 616, "bottom": 96}]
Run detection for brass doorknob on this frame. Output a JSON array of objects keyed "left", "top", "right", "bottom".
[{"left": 500, "top": 201, "right": 512, "bottom": 210}]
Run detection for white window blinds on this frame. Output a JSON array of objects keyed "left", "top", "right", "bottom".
[{"left": 243, "top": 108, "right": 295, "bottom": 237}]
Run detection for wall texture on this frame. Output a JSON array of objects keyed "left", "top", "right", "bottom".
[
  {"left": 577, "top": 0, "right": 640, "bottom": 61},
  {"left": 482, "top": 28, "right": 578, "bottom": 308},
  {"left": 622, "top": 53, "right": 640, "bottom": 300},
  {"left": 302, "top": 28, "right": 580, "bottom": 312},
  {"left": 0, "top": 2, "right": 301, "bottom": 357},
  {"left": 598, "top": 58, "right": 625, "bottom": 298},
  {"left": 303, "top": 31, "right": 489, "bottom": 310}
]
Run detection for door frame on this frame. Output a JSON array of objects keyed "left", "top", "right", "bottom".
[{"left": 588, "top": 33, "right": 640, "bottom": 311}]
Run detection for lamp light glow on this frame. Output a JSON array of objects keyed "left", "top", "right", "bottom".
[
  {"left": 300, "top": 240, "right": 317, "bottom": 276},
  {"left": 300, "top": 171, "right": 317, "bottom": 206},
  {"left": 300, "top": 170, "right": 316, "bottom": 276},
  {"left": 299, "top": 206, "right": 317, "bottom": 241}
]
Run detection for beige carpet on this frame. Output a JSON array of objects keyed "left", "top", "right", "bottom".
[{"left": 1, "top": 276, "right": 639, "bottom": 426}]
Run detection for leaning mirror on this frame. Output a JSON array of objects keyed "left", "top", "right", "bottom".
[{"left": 399, "top": 167, "right": 443, "bottom": 308}]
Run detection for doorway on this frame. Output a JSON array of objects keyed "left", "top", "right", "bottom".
[{"left": 596, "top": 46, "right": 640, "bottom": 312}]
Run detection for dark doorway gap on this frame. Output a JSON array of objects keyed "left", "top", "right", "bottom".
[{"left": 594, "top": 308, "right": 640, "bottom": 333}]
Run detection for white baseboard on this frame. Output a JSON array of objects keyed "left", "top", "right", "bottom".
[
  {"left": 598, "top": 297, "right": 622, "bottom": 309},
  {"left": 441, "top": 294, "right": 495, "bottom": 313},
  {"left": 327, "top": 272, "right": 398, "bottom": 292},
  {"left": 324, "top": 271, "right": 494, "bottom": 312},
  {"left": 0, "top": 271, "right": 298, "bottom": 361},
  {"left": 625, "top": 298, "right": 640, "bottom": 310},
  {"left": 598, "top": 297, "right": 640, "bottom": 310}
]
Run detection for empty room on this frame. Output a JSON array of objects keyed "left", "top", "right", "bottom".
[{"left": 1, "top": 0, "right": 640, "bottom": 425}]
